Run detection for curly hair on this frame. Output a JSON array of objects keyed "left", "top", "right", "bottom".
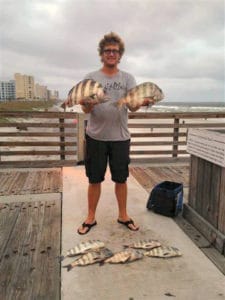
[{"left": 98, "top": 32, "right": 125, "bottom": 56}]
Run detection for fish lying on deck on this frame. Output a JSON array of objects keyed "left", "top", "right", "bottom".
[
  {"left": 144, "top": 246, "right": 182, "bottom": 258},
  {"left": 117, "top": 82, "right": 164, "bottom": 109},
  {"left": 60, "top": 240, "right": 105, "bottom": 261},
  {"left": 61, "top": 79, "right": 108, "bottom": 108},
  {"left": 102, "top": 249, "right": 143, "bottom": 264},
  {"left": 124, "top": 239, "right": 161, "bottom": 250},
  {"left": 63, "top": 248, "right": 113, "bottom": 271}
]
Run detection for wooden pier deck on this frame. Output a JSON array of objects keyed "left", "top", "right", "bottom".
[
  {"left": 1, "top": 163, "right": 225, "bottom": 299},
  {"left": 0, "top": 169, "right": 62, "bottom": 300}
]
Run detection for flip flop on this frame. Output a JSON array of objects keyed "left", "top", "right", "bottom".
[
  {"left": 77, "top": 221, "right": 97, "bottom": 235},
  {"left": 117, "top": 219, "right": 139, "bottom": 231}
]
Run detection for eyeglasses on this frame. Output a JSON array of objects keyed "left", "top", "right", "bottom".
[{"left": 103, "top": 49, "right": 120, "bottom": 55}]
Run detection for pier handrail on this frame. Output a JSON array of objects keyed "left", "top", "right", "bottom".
[{"left": 0, "top": 110, "right": 225, "bottom": 167}]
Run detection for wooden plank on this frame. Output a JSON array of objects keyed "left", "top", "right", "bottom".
[
  {"left": 175, "top": 216, "right": 225, "bottom": 275},
  {"left": 188, "top": 155, "right": 198, "bottom": 209},
  {"left": 0, "top": 132, "right": 77, "bottom": 137},
  {"left": 128, "top": 123, "right": 225, "bottom": 129},
  {"left": 0, "top": 160, "right": 77, "bottom": 168},
  {"left": 0, "top": 111, "right": 77, "bottom": 118},
  {"left": 0, "top": 141, "right": 76, "bottom": 147},
  {"left": 131, "top": 141, "right": 186, "bottom": 146},
  {"left": 30, "top": 200, "right": 61, "bottom": 299},
  {"left": 0, "top": 199, "right": 61, "bottom": 300},
  {"left": 0, "top": 150, "right": 76, "bottom": 155},
  {"left": 130, "top": 149, "right": 187, "bottom": 155},
  {"left": 0, "top": 170, "right": 62, "bottom": 195},
  {"left": 0, "top": 203, "right": 23, "bottom": 259},
  {"left": 0, "top": 122, "right": 76, "bottom": 128},
  {"left": 131, "top": 132, "right": 187, "bottom": 137},
  {"left": 0, "top": 193, "right": 61, "bottom": 204},
  {"left": 128, "top": 111, "right": 225, "bottom": 119},
  {"left": 218, "top": 168, "right": 225, "bottom": 234},
  {"left": 183, "top": 204, "right": 225, "bottom": 254}
]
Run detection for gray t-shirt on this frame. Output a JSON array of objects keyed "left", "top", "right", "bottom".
[{"left": 84, "top": 70, "right": 136, "bottom": 141}]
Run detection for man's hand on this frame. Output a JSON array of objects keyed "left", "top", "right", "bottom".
[{"left": 80, "top": 98, "right": 99, "bottom": 113}]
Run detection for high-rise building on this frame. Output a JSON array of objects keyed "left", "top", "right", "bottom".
[
  {"left": 14, "top": 73, "right": 35, "bottom": 100},
  {"left": 35, "top": 83, "right": 48, "bottom": 100},
  {"left": 0, "top": 80, "right": 16, "bottom": 101}
]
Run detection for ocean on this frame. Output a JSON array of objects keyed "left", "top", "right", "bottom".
[{"left": 140, "top": 101, "right": 225, "bottom": 113}]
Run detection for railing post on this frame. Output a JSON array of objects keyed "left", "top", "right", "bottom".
[
  {"left": 77, "top": 113, "right": 88, "bottom": 164},
  {"left": 59, "top": 118, "right": 65, "bottom": 160},
  {"left": 172, "top": 117, "right": 180, "bottom": 157}
]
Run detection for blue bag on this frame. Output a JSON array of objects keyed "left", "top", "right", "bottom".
[{"left": 146, "top": 181, "right": 183, "bottom": 217}]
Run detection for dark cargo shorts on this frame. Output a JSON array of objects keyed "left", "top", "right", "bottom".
[{"left": 85, "top": 134, "right": 130, "bottom": 184}]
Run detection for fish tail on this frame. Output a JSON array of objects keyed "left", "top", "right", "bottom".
[{"left": 62, "top": 264, "right": 73, "bottom": 272}]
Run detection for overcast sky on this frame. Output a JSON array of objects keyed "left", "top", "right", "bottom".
[{"left": 0, "top": 0, "right": 224, "bottom": 102}]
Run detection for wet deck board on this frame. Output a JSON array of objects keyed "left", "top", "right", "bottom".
[
  {"left": 0, "top": 199, "right": 61, "bottom": 300},
  {"left": 0, "top": 169, "right": 62, "bottom": 196},
  {"left": 130, "top": 165, "right": 190, "bottom": 192}
]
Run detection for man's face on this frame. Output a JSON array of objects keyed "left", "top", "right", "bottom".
[{"left": 101, "top": 44, "right": 121, "bottom": 67}]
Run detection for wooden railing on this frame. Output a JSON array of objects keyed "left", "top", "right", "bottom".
[
  {"left": 0, "top": 111, "right": 78, "bottom": 168},
  {"left": 0, "top": 110, "right": 225, "bottom": 167},
  {"left": 129, "top": 111, "right": 225, "bottom": 163}
]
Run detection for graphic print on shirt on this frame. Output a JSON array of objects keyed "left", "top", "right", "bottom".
[{"left": 103, "top": 82, "right": 126, "bottom": 93}]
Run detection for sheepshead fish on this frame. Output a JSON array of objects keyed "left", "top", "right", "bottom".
[
  {"left": 144, "top": 246, "right": 182, "bottom": 258},
  {"left": 60, "top": 240, "right": 105, "bottom": 261},
  {"left": 117, "top": 82, "right": 164, "bottom": 109},
  {"left": 63, "top": 248, "right": 113, "bottom": 271},
  {"left": 62, "top": 79, "right": 108, "bottom": 108},
  {"left": 103, "top": 249, "right": 143, "bottom": 264},
  {"left": 124, "top": 239, "right": 161, "bottom": 250}
]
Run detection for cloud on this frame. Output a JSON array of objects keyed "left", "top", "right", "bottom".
[{"left": 0, "top": 0, "right": 224, "bottom": 101}]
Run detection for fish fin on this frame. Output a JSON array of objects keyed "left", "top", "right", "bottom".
[
  {"left": 117, "top": 98, "right": 125, "bottom": 109},
  {"left": 123, "top": 256, "right": 131, "bottom": 263},
  {"left": 62, "top": 264, "right": 73, "bottom": 272},
  {"left": 99, "top": 260, "right": 106, "bottom": 266},
  {"left": 59, "top": 255, "right": 65, "bottom": 262}
]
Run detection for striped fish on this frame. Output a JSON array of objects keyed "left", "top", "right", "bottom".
[
  {"left": 102, "top": 249, "right": 143, "bottom": 264},
  {"left": 63, "top": 248, "right": 113, "bottom": 271},
  {"left": 117, "top": 82, "right": 164, "bottom": 109},
  {"left": 60, "top": 240, "right": 105, "bottom": 261},
  {"left": 144, "top": 246, "right": 182, "bottom": 258},
  {"left": 124, "top": 239, "right": 161, "bottom": 250},
  {"left": 62, "top": 79, "right": 108, "bottom": 108}
]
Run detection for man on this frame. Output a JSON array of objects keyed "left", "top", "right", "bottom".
[{"left": 78, "top": 32, "right": 153, "bottom": 234}]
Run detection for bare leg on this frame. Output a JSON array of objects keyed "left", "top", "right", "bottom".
[
  {"left": 115, "top": 182, "right": 139, "bottom": 230},
  {"left": 78, "top": 183, "right": 101, "bottom": 234}
]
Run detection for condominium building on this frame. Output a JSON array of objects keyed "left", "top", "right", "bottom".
[
  {"left": 35, "top": 83, "right": 48, "bottom": 100},
  {"left": 14, "top": 73, "right": 35, "bottom": 100},
  {"left": 0, "top": 80, "right": 16, "bottom": 101}
]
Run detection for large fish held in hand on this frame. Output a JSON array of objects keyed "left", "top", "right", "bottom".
[
  {"left": 117, "top": 82, "right": 164, "bottom": 109},
  {"left": 61, "top": 79, "right": 108, "bottom": 108},
  {"left": 60, "top": 240, "right": 105, "bottom": 261},
  {"left": 144, "top": 246, "right": 182, "bottom": 258},
  {"left": 63, "top": 248, "right": 113, "bottom": 271}
]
